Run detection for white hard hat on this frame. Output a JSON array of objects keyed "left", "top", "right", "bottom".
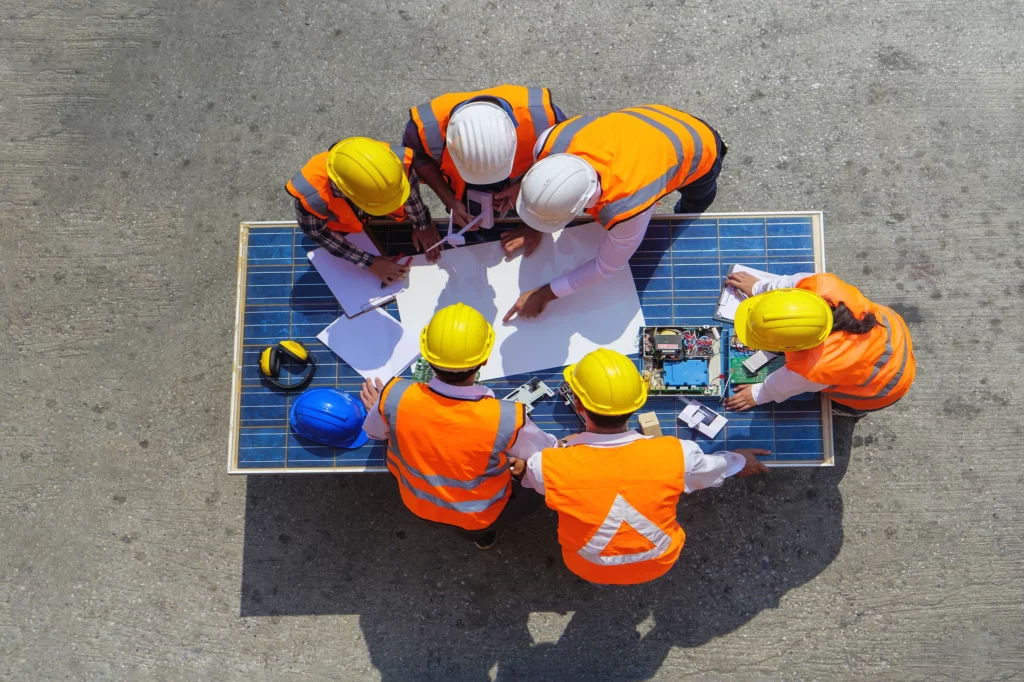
[
  {"left": 446, "top": 101, "right": 517, "bottom": 186},
  {"left": 516, "top": 154, "right": 599, "bottom": 233}
]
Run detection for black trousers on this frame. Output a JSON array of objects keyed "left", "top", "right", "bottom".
[
  {"left": 453, "top": 478, "right": 544, "bottom": 542},
  {"left": 674, "top": 130, "right": 728, "bottom": 214}
]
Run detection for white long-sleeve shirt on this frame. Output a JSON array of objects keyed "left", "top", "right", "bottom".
[
  {"left": 744, "top": 272, "right": 830, "bottom": 405},
  {"left": 521, "top": 429, "right": 746, "bottom": 495},
  {"left": 549, "top": 206, "right": 654, "bottom": 298},
  {"left": 362, "top": 377, "right": 558, "bottom": 459}
]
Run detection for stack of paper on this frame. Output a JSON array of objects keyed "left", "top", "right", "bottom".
[
  {"left": 394, "top": 222, "right": 646, "bottom": 381},
  {"left": 714, "top": 264, "right": 774, "bottom": 322},
  {"left": 308, "top": 232, "right": 404, "bottom": 317},
  {"left": 316, "top": 307, "right": 421, "bottom": 382}
]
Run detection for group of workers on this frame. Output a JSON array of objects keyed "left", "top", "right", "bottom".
[{"left": 287, "top": 84, "right": 917, "bottom": 585}]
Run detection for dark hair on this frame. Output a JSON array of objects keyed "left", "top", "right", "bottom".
[
  {"left": 583, "top": 408, "right": 633, "bottom": 430},
  {"left": 431, "top": 365, "right": 481, "bottom": 384},
  {"left": 829, "top": 302, "right": 878, "bottom": 335}
]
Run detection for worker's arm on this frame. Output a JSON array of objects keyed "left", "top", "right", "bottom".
[
  {"left": 726, "top": 270, "right": 816, "bottom": 296},
  {"left": 359, "top": 378, "right": 389, "bottom": 441},
  {"left": 502, "top": 207, "right": 653, "bottom": 322},
  {"left": 295, "top": 199, "right": 376, "bottom": 268},
  {"left": 520, "top": 451, "right": 547, "bottom": 495},
  {"left": 403, "top": 170, "right": 434, "bottom": 231},
  {"left": 402, "top": 119, "right": 472, "bottom": 226},
  {"left": 682, "top": 441, "right": 769, "bottom": 492},
  {"left": 750, "top": 367, "right": 828, "bottom": 404},
  {"left": 507, "top": 418, "right": 559, "bottom": 461},
  {"left": 549, "top": 207, "right": 654, "bottom": 298}
]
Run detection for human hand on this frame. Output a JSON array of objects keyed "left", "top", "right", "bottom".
[
  {"left": 369, "top": 255, "right": 410, "bottom": 285},
  {"left": 492, "top": 181, "right": 521, "bottom": 214},
  {"left": 723, "top": 384, "right": 758, "bottom": 411},
  {"left": 447, "top": 200, "right": 473, "bottom": 228},
  {"left": 359, "top": 377, "right": 385, "bottom": 411},
  {"left": 508, "top": 456, "right": 526, "bottom": 478},
  {"left": 733, "top": 448, "right": 771, "bottom": 477},
  {"left": 500, "top": 225, "right": 544, "bottom": 259},
  {"left": 724, "top": 271, "right": 761, "bottom": 297},
  {"left": 503, "top": 286, "right": 556, "bottom": 323},
  {"left": 411, "top": 225, "right": 442, "bottom": 263}
]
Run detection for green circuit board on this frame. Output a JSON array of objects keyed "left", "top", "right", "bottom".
[{"left": 728, "top": 353, "right": 786, "bottom": 384}]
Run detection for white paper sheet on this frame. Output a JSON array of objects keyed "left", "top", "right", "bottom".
[
  {"left": 395, "top": 222, "right": 646, "bottom": 381},
  {"left": 307, "top": 232, "right": 404, "bottom": 317},
  {"left": 317, "top": 308, "right": 421, "bottom": 382},
  {"left": 714, "top": 264, "right": 775, "bottom": 322}
]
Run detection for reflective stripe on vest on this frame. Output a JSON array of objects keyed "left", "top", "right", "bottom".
[
  {"left": 787, "top": 275, "right": 915, "bottom": 410},
  {"left": 541, "top": 436, "right": 687, "bottom": 585},
  {"left": 826, "top": 313, "right": 910, "bottom": 404},
  {"left": 595, "top": 107, "right": 706, "bottom": 226},
  {"left": 287, "top": 166, "right": 338, "bottom": 222},
  {"left": 380, "top": 379, "right": 519, "bottom": 517},
  {"left": 286, "top": 145, "right": 413, "bottom": 231},
  {"left": 578, "top": 494, "right": 674, "bottom": 566},
  {"left": 539, "top": 106, "right": 716, "bottom": 229},
  {"left": 411, "top": 86, "right": 559, "bottom": 201},
  {"left": 411, "top": 103, "right": 446, "bottom": 160}
]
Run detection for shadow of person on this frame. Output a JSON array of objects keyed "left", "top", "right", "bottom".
[{"left": 238, "top": 420, "right": 854, "bottom": 680}]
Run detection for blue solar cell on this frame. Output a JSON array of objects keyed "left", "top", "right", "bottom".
[{"left": 231, "top": 215, "right": 829, "bottom": 472}]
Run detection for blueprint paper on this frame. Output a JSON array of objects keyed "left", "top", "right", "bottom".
[
  {"left": 308, "top": 232, "right": 404, "bottom": 317},
  {"left": 317, "top": 308, "right": 421, "bottom": 382},
  {"left": 395, "top": 222, "right": 646, "bottom": 381}
]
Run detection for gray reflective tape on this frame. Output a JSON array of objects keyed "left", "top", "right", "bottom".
[
  {"left": 828, "top": 324, "right": 909, "bottom": 403},
  {"left": 289, "top": 171, "right": 330, "bottom": 218},
  {"left": 638, "top": 105, "right": 705, "bottom": 181},
  {"left": 527, "top": 87, "right": 551, "bottom": 141},
  {"left": 489, "top": 401, "right": 522, "bottom": 469},
  {"left": 383, "top": 381, "right": 514, "bottom": 491},
  {"left": 388, "top": 144, "right": 408, "bottom": 163},
  {"left": 546, "top": 115, "right": 598, "bottom": 155},
  {"left": 595, "top": 107, "right": 705, "bottom": 226},
  {"left": 381, "top": 378, "right": 413, "bottom": 461},
  {"left": 388, "top": 455, "right": 510, "bottom": 513},
  {"left": 413, "top": 104, "right": 445, "bottom": 159},
  {"left": 855, "top": 313, "right": 893, "bottom": 388}
]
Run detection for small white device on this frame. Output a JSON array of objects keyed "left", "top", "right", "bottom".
[
  {"left": 742, "top": 350, "right": 778, "bottom": 374},
  {"left": 678, "top": 399, "right": 728, "bottom": 439}
]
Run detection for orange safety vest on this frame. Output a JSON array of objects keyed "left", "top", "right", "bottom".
[
  {"left": 285, "top": 142, "right": 413, "bottom": 233},
  {"left": 409, "top": 84, "right": 559, "bottom": 201},
  {"left": 786, "top": 274, "right": 916, "bottom": 411},
  {"left": 379, "top": 379, "right": 525, "bottom": 530},
  {"left": 537, "top": 105, "right": 719, "bottom": 229},
  {"left": 541, "top": 436, "right": 686, "bottom": 585}
]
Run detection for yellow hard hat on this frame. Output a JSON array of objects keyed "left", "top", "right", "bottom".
[
  {"left": 420, "top": 303, "right": 495, "bottom": 370},
  {"left": 734, "top": 288, "right": 834, "bottom": 352},
  {"left": 563, "top": 348, "right": 647, "bottom": 416},
  {"left": 326, "top": 137, "right": 410, "bottom": 216}
]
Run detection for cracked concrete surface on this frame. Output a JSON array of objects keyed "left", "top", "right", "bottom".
[{"left": 1, "top": 0, "right": 1023, "bottom": 679}]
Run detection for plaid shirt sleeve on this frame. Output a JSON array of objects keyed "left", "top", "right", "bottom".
[
  {"left": 404, "top": 170, "right": 433, "bottom": 231},
  {"left": 294, "top": 199, "right": 376, "bottom": 268}
]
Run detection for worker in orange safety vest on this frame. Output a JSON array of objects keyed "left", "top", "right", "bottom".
[
  {"left": 511, "top": 349, "right": 770, "bottom": 586},
  {"left": 501, "top": 105, "right": 726, "bottom": 322},
  {"left": 722, "top": 271, "right": 916, "bottom": 418},
  {"left": 286, "top": 137, "right": 445, "bottom": 280},
  {"left": 403, "top": 84, "right": 567, "bottom": 228},
  {"left": 359, "top": 303, "right": 558, "bottom": 549}
]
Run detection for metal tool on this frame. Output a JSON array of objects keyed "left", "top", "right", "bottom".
[{"left": 502, "top": 378, "right": 555, "bottom": 414}]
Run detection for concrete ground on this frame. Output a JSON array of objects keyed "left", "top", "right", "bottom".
[{"left": 2, "top": 0, "right": 1022, "bottom": 679}]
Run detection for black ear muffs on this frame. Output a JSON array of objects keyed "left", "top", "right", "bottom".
[{"left": 259, "top": 340, "right": 316, "bottom": 390}]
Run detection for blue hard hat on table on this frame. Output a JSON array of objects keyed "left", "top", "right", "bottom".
[{"left": 289, "top": 388, "right": 369, "bottom": 449}]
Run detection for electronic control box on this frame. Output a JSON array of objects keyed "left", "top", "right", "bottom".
[{"left": 639, "top": 325, "right": 724, "bottom": 397}]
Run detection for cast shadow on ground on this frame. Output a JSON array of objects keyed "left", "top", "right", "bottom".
[{"left": 239, "top": 420, "right": 855, "bottom": 680}]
